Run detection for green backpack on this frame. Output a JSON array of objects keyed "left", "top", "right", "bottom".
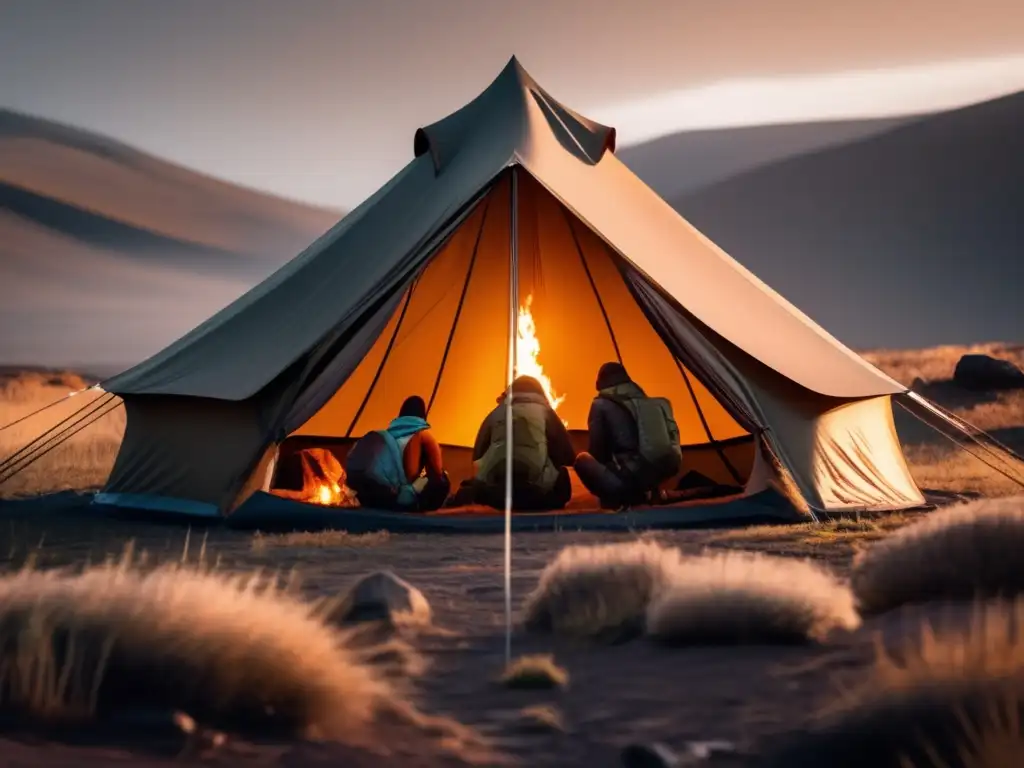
[
  {"left": 603, "top": 394, "right": 682, "bottom": 487},
  {"left": 476, "top": 400, "right": 560, "bottom": 493}
]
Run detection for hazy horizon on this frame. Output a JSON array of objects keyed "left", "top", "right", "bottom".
[{"left": 1, "top": 0, "right": 1021, "bottom": 368}]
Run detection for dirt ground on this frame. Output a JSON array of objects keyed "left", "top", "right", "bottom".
[
  {"left": 0, "top": 347, "right": 1022, "bottom": 765},
  {"left": 0, "top": 496, "right": 940, "bottom": 768}
]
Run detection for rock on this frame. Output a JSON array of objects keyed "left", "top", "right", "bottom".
[
  {"left": 324, "top": 570, "right": 432, "bottom": 626},
  {"left": 621, "top": 742, "right": 680, "bottom": 768},
  {"left": 953, "top": 354, "right": 1024, "bottom": 392}
]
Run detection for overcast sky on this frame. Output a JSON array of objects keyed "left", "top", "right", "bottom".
[{"left": 2, "top": 0, "right": 1023, "bottom": 210}]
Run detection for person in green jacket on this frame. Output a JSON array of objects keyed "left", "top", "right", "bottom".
[{"left": 460, "top": 375, "right": 578, "bottom": 511}]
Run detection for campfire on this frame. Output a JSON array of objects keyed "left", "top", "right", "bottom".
[
  {"left": 272, "top": 447, "right": 357, "bottom": 507},
  {"left": 517, "top": 294, "right": 566, "bottom": 422}
]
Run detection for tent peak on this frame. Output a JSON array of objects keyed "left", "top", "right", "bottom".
[{"left": 413, "top": 57, "right": 617, "bottom": 173}]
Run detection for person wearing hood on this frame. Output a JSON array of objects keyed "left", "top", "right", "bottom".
[
  {"left": 461, "top": 375, "right": 577, "bottom": 511},
  {"left": 575, "top": 362, "right": 682, "bottom": 509},
  {"left": 345, "top": 395, "right": 450, "bottom": 511}
]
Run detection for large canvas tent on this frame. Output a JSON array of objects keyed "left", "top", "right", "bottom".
[{"left": 90, "top": 57, "right": 927, "bottom": 529}]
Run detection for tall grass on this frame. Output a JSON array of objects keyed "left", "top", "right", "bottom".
[
  {"left": 0, "top": 555, "right": 476, "bottom": 752},
  {"left": 524, "top": 541, "right": 857, "bottom": 645},
  {"left": 521, "top": 540, "right": 683, "bottom": 642},
  {"left": 852, "top": 497, "right": 1024, "bottom": 615},
  {"left": 761, "top": 599, "right": 1024, "bottom": 768},
  {"left": 647, "top": 551, "right": 859, "bottom": 645}
]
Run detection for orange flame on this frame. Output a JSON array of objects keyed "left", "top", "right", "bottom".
[
  {"left": 314, "top": 482, "right": 342, "bottom": 506},
  {"left": 516, "top": 294, "right": 566, "bottom": 419}
]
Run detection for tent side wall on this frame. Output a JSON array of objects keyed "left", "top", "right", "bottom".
[
  {"left": 98, "top": 395, "right": 267, "bottom": 517},
  {"left": 623, "top": 265, "right": 924, "bottom": 514}
]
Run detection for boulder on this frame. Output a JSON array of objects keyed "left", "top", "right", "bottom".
[
  {"left": 324, "top": 570, "right": 432, "bottom": 627},
  {"left": 953, "top": 354, "right": 1024, "bottom": 392}
]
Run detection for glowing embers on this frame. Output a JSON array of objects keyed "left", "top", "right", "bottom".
[{"left": 516, "top": 294, "right": 565, "bottom": 422}]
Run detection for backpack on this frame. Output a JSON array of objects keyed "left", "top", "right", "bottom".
[
  {"left": 345, "top": 430, "right": 418, "bottom": 508},
  {"left": 602, "top": 394, "right": 682, "bottom": 487},
  {"left": 476, "top": 399, "right": 560, "bottom": 493}
]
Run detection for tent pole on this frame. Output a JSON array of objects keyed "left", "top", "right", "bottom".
[{"left": 504, "top": 167, "right": 519, "bottom": 666}]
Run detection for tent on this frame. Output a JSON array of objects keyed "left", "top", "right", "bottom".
[{"left": 88, "top": 57, "right": 928, "bottom": 530}]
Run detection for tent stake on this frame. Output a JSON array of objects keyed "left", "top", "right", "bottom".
[{"left": 504, "top": 167, "right": 519, "bottom": 665}]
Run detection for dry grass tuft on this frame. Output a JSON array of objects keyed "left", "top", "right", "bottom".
[
  {"left": 521, "top": 540, "right": 683, "bottom": 642},
  {"left": 499, "top": 655, "right": 568, "bottom": 690},
  {"left": 0, "top": 555, "right": 480, "bottom": 754},
  {"left": 852, "top": 497, "right": 1024, "bottom": 616},
  {"left": 761, "top": 600, "right": 1024, "bottom": 768},
  {"left": 251, "top": 530, "right": 390, "bottom": 551},
  {"left": 514, "top": 704, "right": 566, "bottom": 734},
  {"left": 647, "top": 551, "right": 859, "bottom": 645}
]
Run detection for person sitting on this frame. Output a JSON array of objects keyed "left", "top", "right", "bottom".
[
  {"left": 460, "top": 375, "right": 577, "bottom": 511},
  {"left": 345, "top": 395, "right": 450, "bottom": 512},
  {"left": 575, "top": 362, "right": 682, "bottom": 509}
]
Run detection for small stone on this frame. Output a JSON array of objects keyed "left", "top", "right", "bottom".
[
  {"left": 323, "top": 570, "right": 432, "bottom": 627},
  {"left": 621, "top": 742, "right": 680, "bottom": 768}
]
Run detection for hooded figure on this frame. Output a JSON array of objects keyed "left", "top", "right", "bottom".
[
  {"left": 458, "top": 375, "right": 577, "bottom": 511},
  {"left": 575, "top": 362, "right": 681, "bottom": 508},
  {"left": 346, "top": 395, "right": 450, "bottom": 511}
]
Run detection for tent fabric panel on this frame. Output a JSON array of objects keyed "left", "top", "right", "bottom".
[
  {"left": 621, "top": 265, "right": 924, "bottom": 511},
  {"left": 705, "top": 338, "right": 925, "bottom": 512},
  {"left": 292, "top": 173, "right": 750, "bottom": 451},
  {"left": 277, "top": 282, "right": 410, "bottom": 437},
  {"left": 758, "top": 391, "right": 925, "bottom": 513},
  {"left": 103, "top": 132, "right": 513, "bottom": 402},
  {"left": 103, "top": 57, "right": 903, "bottom": 406},
  {"left": 511, "top": 79, "right": 904, "bottom": 399},
  {"left": 105, "top": 396, "right": 266, "bottom": 509},
  {"left": 545, "top": 184, "right": 747, "bottom": 444},
  {"left": 291, "top": 178, "right": 511, "bottom": 447}
]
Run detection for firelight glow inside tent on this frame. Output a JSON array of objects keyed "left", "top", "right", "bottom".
[{"left": 91, "top": 57, "right": 927, "bottom": 530}]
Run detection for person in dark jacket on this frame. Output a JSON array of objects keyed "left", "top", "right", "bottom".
[
  {"left": 575, "top": 362, "right": 671, "bottom": 508},
  {"left": 454, "top": 376, "right": 577, "bottom": 510}
]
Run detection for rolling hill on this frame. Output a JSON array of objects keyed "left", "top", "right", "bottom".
[
  {"left": 0, "top": 109, "right": 340, "bottom": 369},
  {"left": 673, "top": 91, "right": 1024, "bottom": 350},
  {"left": 616, "top": 115, "right": 913, "bottom": 201}
]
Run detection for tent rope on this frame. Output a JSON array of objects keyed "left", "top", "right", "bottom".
[
  {"left": 344, "top": 278, "right": 419, "bottom": 438},
  {"left": 426, "top": 197, "right": 492, "bottom": 416},
  {"left": 0, "top": 392, "right": 115, "bottom": 478},
  {"left": 560, "top": 207, "right": 622, "bottom": 365},
  {"left": 907, "top": 391, "right": 1024, "bottom": 464},
  {"left": 895, "top": 396, "right": 1024, "bottom": 490},
  {"left": 0, "top": 385, "right": 100, "bottom": 433},
  {"left": 671, "top": 358, "right": 745, "bottom": 486},
  {"left": 0, "top": 396, "right": 123, "bottom": 486},
  {"left": 504, "top": 168, "right": 519, "bottom": 666}
]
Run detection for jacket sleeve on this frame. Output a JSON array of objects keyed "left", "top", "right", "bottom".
[
  {"left": 546, "top": 410, "right": 577, "bottom": 468},
  {"left": 588, "top": 400, "right": 612, "bottom": 464},
  {"left": 472, "top": 411, "right": 492, "bottom": 462}
]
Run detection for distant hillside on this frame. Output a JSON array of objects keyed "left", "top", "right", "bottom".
[
  {"left": 617, "top": 115, "right": 913, "bottom": 201},
  {"left": 0, "top": 109, "right": 340, "bottom": 367},
  {"left": 674, "top": 91, "right": 1024, "bottom": 350}
]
